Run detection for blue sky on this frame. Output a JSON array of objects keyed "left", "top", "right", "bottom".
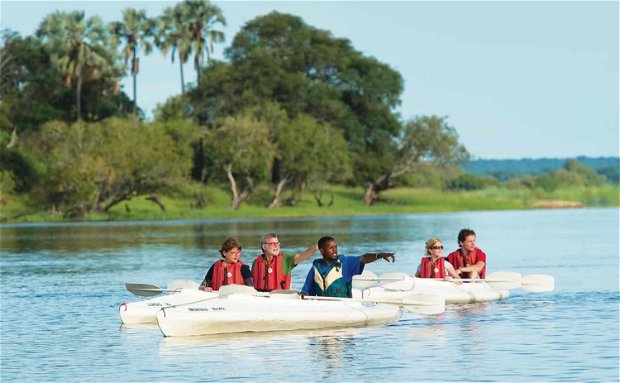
[{"left": 1, "top": 1, "right": 618, "bottom": 160}]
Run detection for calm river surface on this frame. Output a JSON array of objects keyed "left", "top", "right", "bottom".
[{"left": 1, "top": 208, "right": 618, "bottom": 382}]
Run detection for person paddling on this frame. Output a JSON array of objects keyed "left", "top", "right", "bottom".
[
  {"left": 446, "top": 228, "right": 487, "bottom": 279},
  {"left": 199, "top": 237, "right": 253, "bottom": 291},
  {"left": 251, "top": 233, "right": 318, "bottom": 292},
  {"left": 301, "top": 236, "right": 395, "bottom": 298},
  {"left": 415, "top": 238, "right": 460, "bottom": 280}
]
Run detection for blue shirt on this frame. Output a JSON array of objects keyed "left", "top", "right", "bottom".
[{"left": 301, "top": 255, "right": 364, "bottom": 296}]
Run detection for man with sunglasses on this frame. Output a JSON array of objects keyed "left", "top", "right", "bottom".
[
  {"left": 251, "top": 232, "right": 318, "bottom": 292},
  {"left": 446, "top": 228, "right": 487, "bottom": 279}
]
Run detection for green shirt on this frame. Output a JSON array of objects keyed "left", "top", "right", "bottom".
[{"left": 281, "top": 253, "right": 296, "bottom": 275}]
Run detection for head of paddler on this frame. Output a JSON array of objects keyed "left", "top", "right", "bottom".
[
  {"left": 425, "top": 238, "right": 444, "bottom": 260},
  {"left": 457, "top": 228, "right": 477, "bottom": 255},
  {"left": 220, "top": 237, "right": 242, "bottom": 265},
  {"left": 260, "top": 232, "right": 281, "bottom": 260},
  {"left": 318, "top": 236, "right": 338, "bottom": 264}
]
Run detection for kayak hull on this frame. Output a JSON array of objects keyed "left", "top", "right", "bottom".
[
  {"left": 119, "top": 289, "right": 217, "bottom": 324},
  {"left": 156, "top": 294, "right": 400, "bottom": 337},
  {"left": 361, "top": 277, "right": 509, "bottom": 305}
]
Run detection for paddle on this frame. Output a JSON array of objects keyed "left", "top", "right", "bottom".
[
  {"left": 125, "top": 283, "right": 182, "bottom": 297},
  {"left": 520, "top": 274, "right": 555, "bottom": 292},
  {"left": 445, "top": 272, "right": 554, "bottom": 292},
  {"left": 126, "top": 280, "right": 201, "bottom": 297},
  {"left": 352, "top": 270, "right": 408, "bottom": 289},
  {"left": 477, "top": 271, "right": 522, "bottom": 291},
  {"left": 303, "top": 292, "right": 445, "bottom": 315},
  {"left": 352, "top": 270, "right": 554, "bottom": 293}
]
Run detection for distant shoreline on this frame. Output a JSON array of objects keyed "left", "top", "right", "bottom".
[{"left": 2, "top": 185, "right": 617, "bottom": 225}]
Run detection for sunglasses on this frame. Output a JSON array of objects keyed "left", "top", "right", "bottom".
[{"left": 430, "top": 246, "right": 444, "bottom": 250}]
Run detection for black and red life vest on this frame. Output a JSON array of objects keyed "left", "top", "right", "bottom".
[
  {"left": 211, "top": 260, "right": 245, "bottom": 291},
  {"left": 252, "top": 254, "right": 291, "bottom": 292}
]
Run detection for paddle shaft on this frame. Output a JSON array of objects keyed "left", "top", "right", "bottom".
[{"left": 125, "top": 283, "right": 182, "bottom": 296}]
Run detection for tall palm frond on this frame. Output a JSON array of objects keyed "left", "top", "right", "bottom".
[{"left": 109, "top": 8, "right": 154, "bottom": 114}]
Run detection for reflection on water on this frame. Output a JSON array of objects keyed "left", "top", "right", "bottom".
[
  {"left": 1, "top": 208, "right": 618, "bottom": 382},
  {"left": 308, "top": 330, "right": 358, "bottom": 376}
]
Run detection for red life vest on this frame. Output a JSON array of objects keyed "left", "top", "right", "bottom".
[
  {"left": 447, "top": 248, "right": 486, "bottom": 278},
  {"left": 252, "top": 254, "right": 291, "bottom": 292},
  {"left": 419, "top": 256, "right": 447, "bottom": 278},
  {"left": 211, "top": 260, "right": 245, "bottom": 291}
]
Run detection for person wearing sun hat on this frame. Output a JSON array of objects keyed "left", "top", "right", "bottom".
[{"left": 415, "top": 238, "right": 460, "bottom": 279}]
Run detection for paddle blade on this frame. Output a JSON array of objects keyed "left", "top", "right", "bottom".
[
  {"left": 352, "top": 276, "right": 379, "bottom": 289},
  {"left": 380, "top": 272, "right": 414, "bottom": 291},
  {"left": 352, "top": 270, "right": 381, "bottom": 289},
  {"left": 485, "top": 271, "right": 522, "bottom": 290},
  {"left": 218, "top": 284, "right": 258, "bottom": 296},
  {"left": 125, "top": 283, "right": 164, "bottom": 297},
  {"left": 521, "top": 274, "right": 555, "bottom": 292},
  {"left": 401, "top": 293, "right": 445, "bottom": 315}
]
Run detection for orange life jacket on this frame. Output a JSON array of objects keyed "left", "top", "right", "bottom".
[
  {"left": 419, "top": 256, "right": 447, "bottom": 278},
  {"left": 211, "top": 260, "right": 245, "bottom": 291},
  {"left": 252, "top": 254, "right": 291, "bottom": 292},
  {"left": 447, "top": 248, "right": 486, "bottom": 278}
]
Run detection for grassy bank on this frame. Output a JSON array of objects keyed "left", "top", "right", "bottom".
[{"left": 1, "top": 184, "right": 618, "bottom": 224}]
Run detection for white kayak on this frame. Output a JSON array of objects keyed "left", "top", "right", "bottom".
[
  {"left": 358, "top": 274, "right": 509, "bottom": 305},
  {"left": 156, "top": 291, "right": 401, "bottom": 337},
  {"left": 120, "top": 289, "right": 218, "bottom": 324}
]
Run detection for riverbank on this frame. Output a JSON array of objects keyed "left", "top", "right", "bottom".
[{"left": 1, "top": 184, "right": 618, "bottom": 224}]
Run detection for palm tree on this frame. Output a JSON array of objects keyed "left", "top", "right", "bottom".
[
  {"left": 155, "top": 5, "right": 192, "bottom": 94},
  {"left": 180, "top": 0, "right": 226, "bottom": 85},
  {"left": 109, "top": 8, "right": 154, "bottom": 114},
  {"left": 155, "top": 1, "right": 225, "bottom": 92},
  {"left": 36, "top": 11, "right": 113, "bottom": 120}
]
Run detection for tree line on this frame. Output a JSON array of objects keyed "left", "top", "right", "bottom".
[{"left": 0, "top": 1, "right": 613, "bottom": 218}]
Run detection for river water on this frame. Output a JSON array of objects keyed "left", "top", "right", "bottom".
[{"left": 1, "top": 208, "right": 618, "bottom": 382}]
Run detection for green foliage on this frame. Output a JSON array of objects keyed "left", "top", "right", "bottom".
[
  {"left": 597, "top": 165, "right": 620, "bottom": 183},
  {"left": 399, "top": 116, "right": 470, "bottom": 165},
  {"left": 151, "top": 118, "right": 201, "bottom": 176},
  {"left": 211, "top": 114, "right": 274, "bottom": 179},
  {"left": 153, "top": 94, "right": 194, "bottom": 121},
  {"left": 563, "top": 159, "right": 606, "bottom": 186},
  {"left": 0, "top": 170, "right": 16, "bottom": 197},
  {"left": 445, "top": 173, "right": 500, "bottom": 191},
  {"left": 0, "top": 148, "right": 36, "bottom": 193},
  {"left": 1, "top": 29, "right": 132, "bottom": 131},
  {"left": 18, "top": 117, "right": 195, "bottom": 216},
  {"left": 109, "top": 7, "right": 155, "bottom": 113},
  {"left": 1, "top": 32, "right": 74, "bottom": 129},
  {"left": 190, "top": 11, "right": 403, "bottom": 187},
  {"left": 465, "top": 156, "right": 619, "bottom": 182},
  {"left": 36, "top": 11, "right": 122, "bottom": 121},
  {"left": 154, "top": 0, "right": 226, "bottom": 92},
  {"left": 243, "top": 103, "right": 352, "bottom": 205},
  {"left": 534, "top": 159, "right": 606, "bottom": 191},
  {"left": 207, "top": 113, "right": 274, "bottom": 208},
  {"left": 361, "top": 115, "right": 471, "bottom": 204}
]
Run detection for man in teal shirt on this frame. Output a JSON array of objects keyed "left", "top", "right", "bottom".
[{"left": 301, "top": 236, "right": 395, "bottom": 298}]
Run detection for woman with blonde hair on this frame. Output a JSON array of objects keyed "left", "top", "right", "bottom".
[{"left": 415, "top": 238, "right": 460, "bottom": 279}]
